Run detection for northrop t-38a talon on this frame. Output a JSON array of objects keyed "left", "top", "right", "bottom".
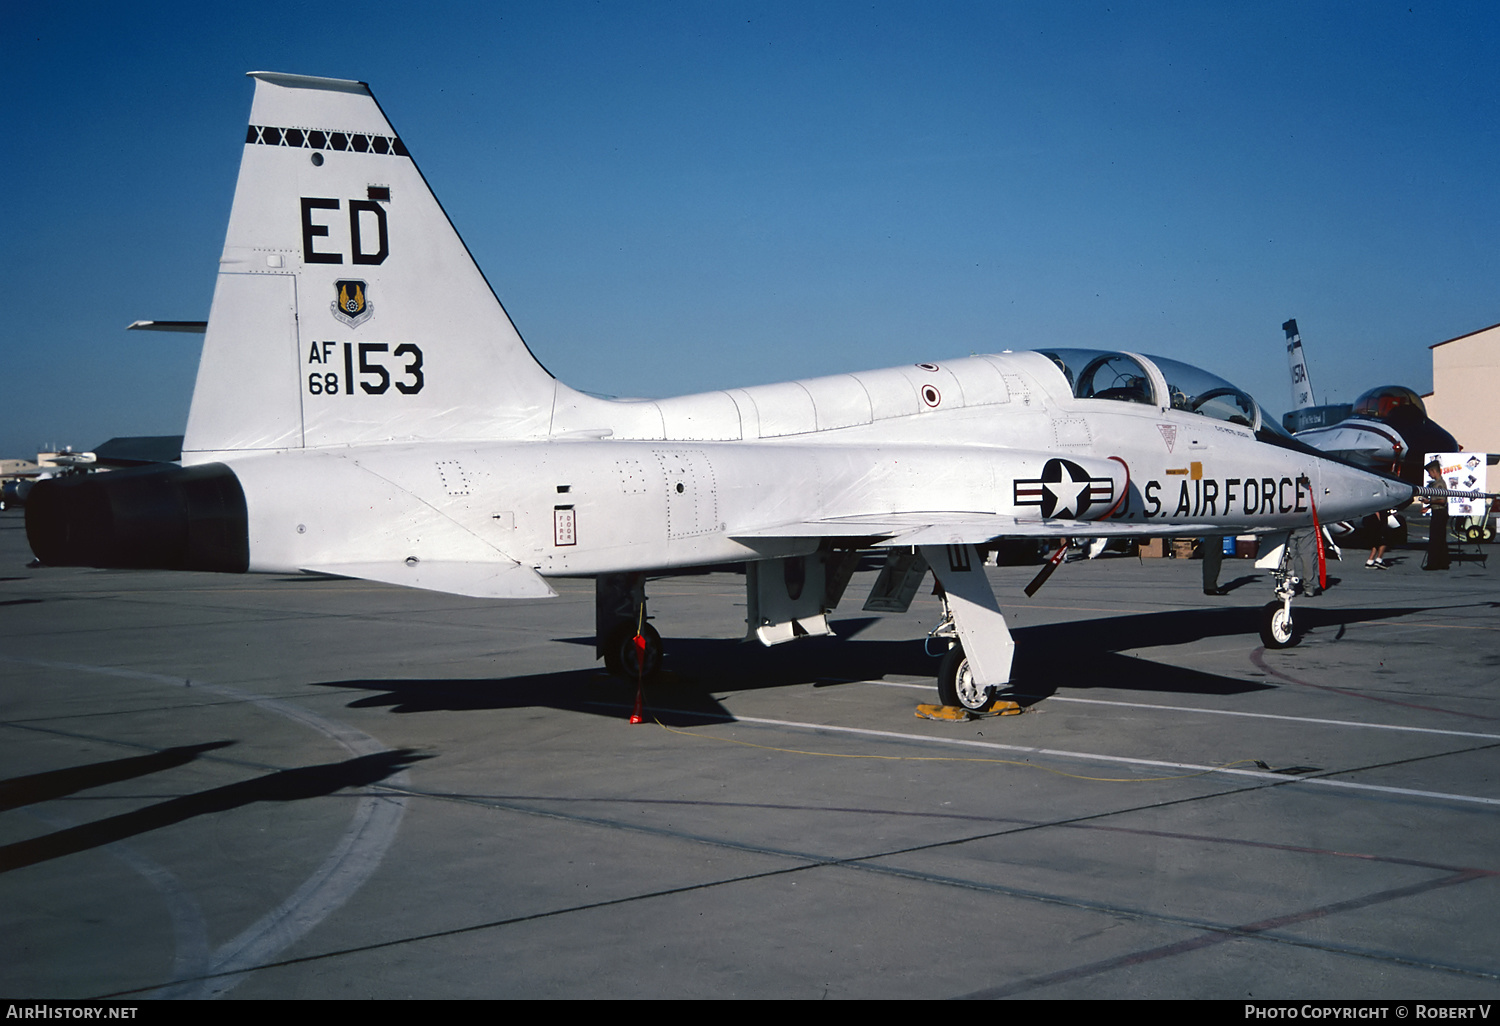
[{"left": 27, "top": 73, "right": 1414, "bottom": 712}]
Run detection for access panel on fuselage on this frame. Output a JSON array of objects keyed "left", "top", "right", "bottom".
[{"left": 653, "top": 449, "right": 721, "bottom": 540}]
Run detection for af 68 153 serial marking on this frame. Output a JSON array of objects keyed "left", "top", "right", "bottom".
[{"left": 306, "top": 341, "right": 423, "bottom": 395}]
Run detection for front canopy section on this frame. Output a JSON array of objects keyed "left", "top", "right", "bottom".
[{"left": 1037, "top": 349, "right": 1159, "bottom": 406}]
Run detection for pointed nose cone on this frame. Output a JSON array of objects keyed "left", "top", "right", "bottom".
[
  {"left": 1378, "top": 473, "right": 1416, "bottom": 510},
  {"left": 1317, "top": 458, "right": 1414, "bottom": 521}
]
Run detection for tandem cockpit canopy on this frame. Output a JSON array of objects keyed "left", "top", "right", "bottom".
[
  {"left": 1035, "top": 348, "right": 1331, "bottom": 457},
  {"left": 1036, "top": 348, "right": 1270, "bottom": 433}
]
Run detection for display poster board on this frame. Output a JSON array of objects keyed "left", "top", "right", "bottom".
[{"left": 1425, "top": 452, "right": 1489, "bottom": 516}]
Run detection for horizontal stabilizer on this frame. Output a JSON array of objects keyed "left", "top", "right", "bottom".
[
  {"left": 306, "top": 560, "right": 557, "bottom": 599},
  {"left": 91, "top": 435, "right": 184, "bottom": 466},
  {"left": 128, "top": 320, "right": 207, "bottom": 333}
]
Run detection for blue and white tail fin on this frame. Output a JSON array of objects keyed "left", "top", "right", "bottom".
[
  {"left": 183, "top": 72, "right": 564, "bottom": 463},
  {"left": 1283, "top": 317, "right": 1317, "bottom": 412}
]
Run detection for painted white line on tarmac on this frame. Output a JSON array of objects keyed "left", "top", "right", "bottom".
[
  {"left": 863, "top": 681, "right": 1500, "bottom": 741},
  {"left": 1029, "top": 695, "right": 1500, "bottom": 741},
  {"left": 654, "top": 706, "right": 1500, "bottom": 809}
]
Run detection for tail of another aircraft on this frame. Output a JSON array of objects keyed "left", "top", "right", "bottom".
[
  {"left": 183, "top": 72, "right": 563, "bottom": 463},
  {"left": 1283, "top": 318, "right": 1317, "bottom": 411}
]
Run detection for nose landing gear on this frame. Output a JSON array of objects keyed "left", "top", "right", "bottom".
[
  {"left": 1259, "top": 551, "right": 1303, "bottom": 649},
  {"left": 1260, "top": 593, "right": 1300, "bottom": 648}
]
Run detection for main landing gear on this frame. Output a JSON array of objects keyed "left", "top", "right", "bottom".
[
  {"left": 596, "top": 572, "right": 663, "bottom": 681},
  {"left": 594, "top": 546, "right": 1019, "bottom": 714},
  {"left": 922, "top": 543, "right": 1016, "bottom": 712},
  {"left": 937, "top": 642, "right": 992, "bottom": 712},
  {"left": 602, "top": 621, "right": 662, "bottom": 679}
]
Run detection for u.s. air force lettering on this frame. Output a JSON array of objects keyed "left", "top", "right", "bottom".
[{"left": 1141, "top": 474, "right": 1312, "bottom": 518}]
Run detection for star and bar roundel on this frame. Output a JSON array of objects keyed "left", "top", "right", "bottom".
[{"left": 1014, "top": 459, "right": 1115, "bottom": 519}]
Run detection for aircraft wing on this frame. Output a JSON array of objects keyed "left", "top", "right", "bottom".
[
  {"left": 304, "top": 560, "right": 558, "bottom": 599},
  {"left": 732, "top": 514, "right": 1224, "bottom": 547}
]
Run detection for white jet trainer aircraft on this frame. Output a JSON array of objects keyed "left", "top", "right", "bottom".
[{"left": 26, "top": 73, "right": 1414, "bottom": 712}]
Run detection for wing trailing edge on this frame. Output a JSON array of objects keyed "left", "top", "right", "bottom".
[
  {"left": 306, "top": 560, "right": 557, "bottom": 599},
  {"left": 732, "top": 514, "right": 1224, "bottom": 547}
]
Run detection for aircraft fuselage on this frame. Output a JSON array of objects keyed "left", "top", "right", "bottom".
[{"left": 205, "top": 350, "right": 1407, "bottom": 582}]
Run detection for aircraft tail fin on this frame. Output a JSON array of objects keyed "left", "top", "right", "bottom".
[
  {"left": 1283, "top": 317, "right": 1318, "bottom": 411},
  {"left": 183, "top": 72, "right": 561, "bottom": 462}
]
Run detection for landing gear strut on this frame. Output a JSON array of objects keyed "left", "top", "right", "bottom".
[
  {"left": 920, "top": 543, "right": 1015, "bottom": 710},
  {"left": 1259, "top": 543, "right": 1303, "bottom": 649},
  {"left": 927, "top": 601, "right": 996, "bottom": 712}
]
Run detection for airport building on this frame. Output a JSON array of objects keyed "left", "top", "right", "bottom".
[{"left": 1426, "top": 320, "right": 1500, "bottom": 453}]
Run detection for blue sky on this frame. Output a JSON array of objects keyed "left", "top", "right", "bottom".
[{"left": 4, "top": 2, "right": 1497, "bottom": 457}]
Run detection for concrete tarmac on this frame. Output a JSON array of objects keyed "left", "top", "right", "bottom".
[{"left": 2, "top": 508, "right": 1497, "bottom": 999}]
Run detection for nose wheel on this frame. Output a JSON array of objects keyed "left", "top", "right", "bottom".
[{"left": 1259, "top": 598, "right": 1300, "bottom": 648}]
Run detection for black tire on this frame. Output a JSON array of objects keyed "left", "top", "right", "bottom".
[
  {"left": 1259, "top": 600, "right": 1300, "bottom": 649},
  {"left": 603, "top": 622, "right": 662, "bottom": 679},
  {"left": 937, "top": 643, "right": 993, "bottom": 711}
]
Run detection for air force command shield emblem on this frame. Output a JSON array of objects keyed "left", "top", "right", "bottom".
[{"left": 332, "top": 280, "right": 373, "bottom": 327}]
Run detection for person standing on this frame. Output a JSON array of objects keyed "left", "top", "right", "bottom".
[
  {"left": 1365, "top": 511, "right": 1394, "bottom": 569},
  {"left": 1201, "top": 535, "right": 1225, "bottom": 595},
  {"left": 1424, "top": 458, "right": 1450, "bottom": 571}
]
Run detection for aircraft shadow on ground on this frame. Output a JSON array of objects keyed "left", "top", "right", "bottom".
[
  {"left": 0, "top": 741, "right": 236, "bottom": 812},
  {"left": 1216, "top": 574, "right": 1261, "bottom": 594},
  {"left": 313, "top": 601, "right": 1448, "bottom": 721},
  {"left": 0, "top": 747, "right": 426, "bottom": 874},
  {"left": 1004, "top": 603, "right": 1430, "bottom": 703}
]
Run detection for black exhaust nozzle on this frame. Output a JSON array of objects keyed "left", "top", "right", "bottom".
[{"left": 25, "top": 462, "right": 249, "bottom": 573}]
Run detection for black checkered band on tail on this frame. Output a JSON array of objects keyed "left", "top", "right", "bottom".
[{"left": 245, "top": 124, "right": 408, "bottom": 156}]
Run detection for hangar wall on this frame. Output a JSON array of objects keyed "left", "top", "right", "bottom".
[{"left": 1426, "top": 321, "right": 1500, "bottom": 453}]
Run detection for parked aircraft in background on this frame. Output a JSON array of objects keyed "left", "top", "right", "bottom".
[
  {"left": 1283, "top": 318, "right": 1321, "bottom": 416},
  {"left": 3, "top": 450, "right": 97, "bottom": 508},
  {"left": 25, "top": 73, "right": 1412, "bottom": 712},
  {"left": 2, "top": 438, "right": 184, "bottom": 508},
  {"left": 1279, "top": 318, "right": 1458, "bottom": 485}
]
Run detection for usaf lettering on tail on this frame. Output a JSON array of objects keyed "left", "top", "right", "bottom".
[{"left": 25, "top": 72, "right": 1414, "bottom": 714}]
